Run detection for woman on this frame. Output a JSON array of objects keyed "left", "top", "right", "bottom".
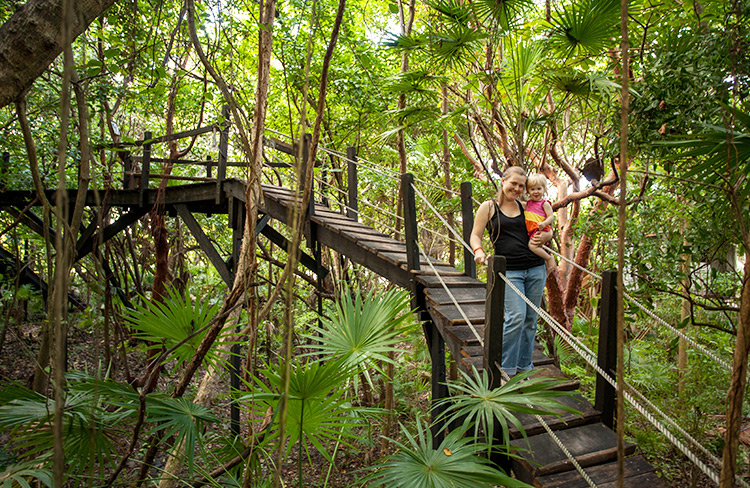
[{"left": 469, "top": 166, "right": 552, "bottom": 377}]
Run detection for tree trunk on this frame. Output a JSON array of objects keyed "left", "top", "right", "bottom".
[
  {"left": 719, "top": 241, "right": 750, "bottom": 487},
  {"left": 0, "top": 0, "right": 118, "bottom": 109}
]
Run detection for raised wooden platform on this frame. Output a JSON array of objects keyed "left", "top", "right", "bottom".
[{"left": 0, "top": 178, "right": 665, "bottom": 487}]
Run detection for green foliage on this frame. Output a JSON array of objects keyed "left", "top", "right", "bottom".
[
  {"left": 437, "top": 368, "right": 577, "bottom": 448},
  {"left": 305, "top": 287, "right": 414, "bottom": 382},
  {"left": 366, "top": 417, "right": 531, "bottom": 488},
  {"left": 241, "top": 358, "right": 367, "bottom": 463},
  {"left": 125, "top": 285, "right": 225, "bottom": 370},
  {"left": 0, "top": 461, "right": 53, "bottom": 488},
  {"left": 546, "top": 0, "right": 620, "bottom": 58}
]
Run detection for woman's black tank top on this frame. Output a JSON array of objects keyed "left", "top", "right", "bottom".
[{"left": 487, "top": 200, "right": 545, "bottom": 271}]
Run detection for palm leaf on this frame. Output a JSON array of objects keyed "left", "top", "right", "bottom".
[
  {"left": 366, "top": 417, "right": 532, "bottom": 487},
  {"left": 546, "top": 0, "right": 620, "bottom": 58},
  {"left": 304, "top": 287, "right": 414, "bottom": 374},
  {"left": 436, "top": 368, "right": 578, "bottom": 448},
  {"left": 125, "top": 285, "right": 226, "bottom": 370}
]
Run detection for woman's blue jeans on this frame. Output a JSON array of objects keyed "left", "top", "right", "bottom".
[{"left": 501, "top": 264, "right": 547, "bottom": 376}]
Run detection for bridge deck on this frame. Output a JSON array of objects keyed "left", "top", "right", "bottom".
[{"left": 0, "top": 178, "right": 666, "bottom": 487}]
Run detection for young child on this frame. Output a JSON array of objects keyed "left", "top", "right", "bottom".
[{"left": 524, "top": 174, "right": 556, "bottom": 272}]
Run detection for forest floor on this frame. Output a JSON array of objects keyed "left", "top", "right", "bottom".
[{"left": 1, "top": 315, "right": 742, "bottom": 487}]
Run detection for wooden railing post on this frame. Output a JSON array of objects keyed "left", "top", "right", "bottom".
[
  {"left": 206, "top": 155, "right": 213, "bottom": 179},
  {"left": 215, "top": 104, "right": 230, "bottom": 204},
  {"left": 140, "top": 131, "right": 151, "bottom": 207},
  {"left": 461, "top": 181, "right": 475, "bottom": 278},
  {"left": 595, "top": 270, "right": 618, "bottom": 429},
  {"left": 401, "top": 173, "right": 419, "bottom": 273},
  {"left": 485, "top": 255, "right": 506, "bottom": 389},
  {"left": 346, "top": 146, "right": 358, "bottom": 221}
]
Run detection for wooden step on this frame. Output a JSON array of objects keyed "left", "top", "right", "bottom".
[
  {"left": 535, "top": 455, "right": 667, "bottom": 488},
  {"left": 508, "top": 393, "right": 601, "bottom": 440},
  {"left": 424, "top": 287, "right": 486, "bottom": 306},
  {"left": 417, "top": 274, "right": 486, "bottom": 288},
  {"left": 428, "top": 302, "right": 486, "bottom": 326},
  {"left": 511, "top": 423, "right": 636, "bottom": 483}
]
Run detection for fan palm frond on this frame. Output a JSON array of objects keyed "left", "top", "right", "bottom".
[
  {"left": 547, "top": 0, "right": 620, "bottom": 58},
  {"left": 427, "top": 26, "right": 486, "bottom": 69},
  {"left": 0, "top": 460, "right": 53, "bottom": 488},
  {"left": 304, "top": 287, "right": 414, "bottom": 374},
  {"left": 125, "top": 285, "right": 225, "bottom": 370},
  {"left": 366, "top": 417, "right": 531, "bottom": 487},
  {"left": 473, "top": 0, "right": 533, "bottom": 31},
  {"left": 436, "top": 368, "right": 578, "bottom": 448},
  {"left": 146, "top": 396, "right": 218, "bottom": 473}
]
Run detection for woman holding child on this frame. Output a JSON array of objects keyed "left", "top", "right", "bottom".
[{"left": 469, "top": 167, "right": 554, "bottom": 378}]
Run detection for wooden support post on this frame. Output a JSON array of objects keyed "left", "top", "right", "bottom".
[
  {"left": 228, "top": 196, "right": 244, "bottom": 437},
  {"left": 1, "top": 152, "right": 9, "bottom": 190},
  {"left": 347, "top": 146, "right": 358, "bottom": 221},
  {"left": 215, "top": 105, "right": 230, "bottom": 204},
  {"left": 595, "top": 270, "right": 618, "bottom": 429},
  {"left": 206, "top": 155, "right": 213, "bottom": 179},
  {"left": 485, "top": 255, "right": 511, "bottom": 474},
  {"left": 122, "top": 152, "right": 134, "bottom": 190},
  {"left": 140, "top": 131, "right": 152, "bottom": 207},
  {"left": 461, "top": 181, "right": 475, "bottom": 278},
  {"left": 484, "top": 255, "right": 506, "bottom": 389},
  {"left": 427, "top": 317, "right": 447, "bottom": 442},
  {"left": 303, "top": 133, "right": 314, "bottom": 217},
  {"left": 401, "top": 173, "right": 419, "bottom": 273}
]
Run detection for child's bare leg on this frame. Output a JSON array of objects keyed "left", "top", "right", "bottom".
[{"left": 529, "top": 243, "right": 556, "bottom": 271}]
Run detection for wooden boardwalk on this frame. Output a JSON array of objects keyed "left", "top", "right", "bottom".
[{"left": 0, "top": 178, "right": 666, "bottom": 487}]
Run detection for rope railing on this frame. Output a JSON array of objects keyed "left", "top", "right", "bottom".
[
  {"left": 407, "top": 189, "right": 729, "bottom": 487},
  {"left": 496, "top": 270, "right": 732, "bottom": 487},
  {"left": 543, "top": 245, "right": 732, "bottom": 372}
]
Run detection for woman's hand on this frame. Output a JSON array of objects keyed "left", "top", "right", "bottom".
[
  {"left": 474, "top": 249, "right": 487, "bottom": 265},
  {"left": 530, "top": 230, "right": 552, "bottom": 247}
]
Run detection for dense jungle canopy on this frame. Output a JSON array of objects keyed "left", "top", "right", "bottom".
[{"left": 0, "top": 0, "right": 749, "bottom": 486}]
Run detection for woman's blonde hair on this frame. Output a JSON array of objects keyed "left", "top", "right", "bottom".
[
  {"left": 526, "top": 173, "right": 547, "bottom": 190},
  {"left": 496, "top": 166, "right": 527, "bottom": 205}
]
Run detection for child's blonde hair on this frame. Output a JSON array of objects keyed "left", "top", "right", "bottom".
[{"left": 526, "top": 173, "right": 547, "bottom": 191}]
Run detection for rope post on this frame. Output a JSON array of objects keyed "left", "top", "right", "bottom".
[
  {"left": 460, "top": 182, "right": 475, "bottom": 278},
  {"left": 215, "top": 104, "right": 230, "bottom": 204},
  {"left": 140, "top": 131, "right": 151, "bottom": 208},
  {"left": 1, "top": 152, "right": 9, "bottom": 191},
  {"left": 346, "top": 146, "right": 358, "bottom": 221},
  {"left": 595, "top": 270, "right": 618, "bottom": 429},
  {"left": 401, "top": 173, "right": 420, "bottom": 273},
  {"left": 484, "top": 255, "right": 506, "bottom": 389}
]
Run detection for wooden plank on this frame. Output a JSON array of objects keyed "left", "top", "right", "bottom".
[
  {"left": 424, "top": 287, "right": 486, "bottom": 306},
  {"left": 457, "top": 344, "right": 554, "bottom": 366},
  {"left": 417, "top": 274, "right": 486, "bottom": 288},
  {"left": 596, "top": 471, "right": 668, "bottom": 488},
  {"left": 531, "top": 364, "right": 580, "bottom": 391},
  {"left": 443, "top": 323, "right": 485, "bottom": 347},
  {"left": 511, "top": 423, "right": 636, "bottom": 482},
  {"left": 508, "top": 393, "right": 601, "bottom": 440},
  {"left": 418, "top": 265, "right": 466, "bottom": 277},
  {"left": 428, "top": 302, "right": 486, "bottom": 326},
  {"left": 536, "top": 456, "right": 661, "bottom": 488}
]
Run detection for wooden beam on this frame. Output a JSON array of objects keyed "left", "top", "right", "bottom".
[
  {"left": 461, "top": 181, "right": 476, "bottom": 278},
  {"left": 259, "top": 224, "right": 329, "bottom": 279},
  {"left": 176, "top": 204, "right": 233, "bottom": 287},
  {"left": 595, "top": 270, "right": 618, "bottom": 428},
  {"left": 75, "top": 207, "right": 149, "bottom": 262}
]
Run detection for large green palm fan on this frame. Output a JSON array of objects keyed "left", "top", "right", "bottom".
[
  {"left": 658, "top": 102, "right": 750, "bottom": 198},
  {"left": 125, "top": 285, "right": 226, "bottom": 371},
  {"left": 240, "top": 359, "right": 366, "bottom": 486},
  {"left": 304, "top": 287, "right": 414, "bottom": 386},
  {"left": 0, "top": 378, "right": 132, "bottom": 484},
  {"left": 435, "top": 368, "right": 578, "bottom": 449},
  {"left": 471, "top": 0, "right": 533, "bottom": 32},
  {"left": 546, "top": 0, "right": 620, "bottom": 59},
  {"left": 365, "top": 416, "right": 532, "bottom": 488}
]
